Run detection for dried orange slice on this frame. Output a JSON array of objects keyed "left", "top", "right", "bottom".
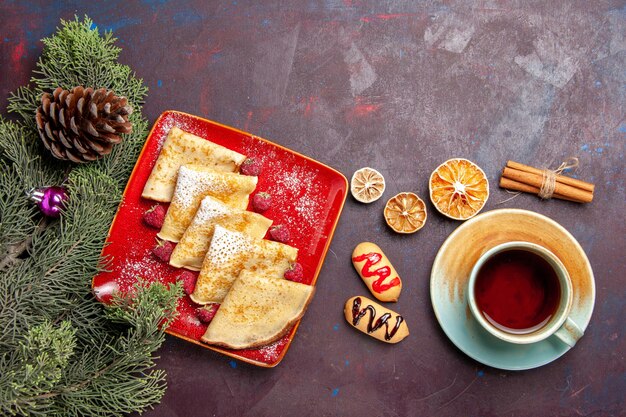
[
  {"left": 351, "top": 167, "right": 385, "bottom": 203},
  {"left": 384, "top": 192, "right": 427, "bottom": 234},
  {"left": 429, "top": 158, "right": 489, "bottom": 220}
]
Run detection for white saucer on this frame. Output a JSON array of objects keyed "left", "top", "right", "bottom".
[{"left": 430, "top": 209, "right": 595, "bottom": 370}]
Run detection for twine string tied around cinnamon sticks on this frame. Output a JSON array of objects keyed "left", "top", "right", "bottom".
[{"left": 538, "top": 157, "right": 579, "bottom": 199}]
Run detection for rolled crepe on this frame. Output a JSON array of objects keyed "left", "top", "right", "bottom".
[
  {"left": 142, "top": 127, "right": 246, "bottom": 202},
  {"left": 169, "top": 196, "right": 272, "bottom": 270},
  {"left": 158, "top": 165, "right": 257, "bottom": 242},
  {"left": 201, "top": 270, "right": 315, "bottom": 349},
  {"left": 190, "top": 225, "right": 298, "bottom": 305}
]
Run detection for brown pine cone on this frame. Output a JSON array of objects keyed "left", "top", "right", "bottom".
[{"left": 35, "top": 86, "right": 133, "bottom": 163}]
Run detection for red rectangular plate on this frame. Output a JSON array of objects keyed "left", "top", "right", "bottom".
[{"left": 92, "top": 110, "right": 348, "bottom": 367}]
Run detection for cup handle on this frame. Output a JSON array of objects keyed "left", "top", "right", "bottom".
[{"left": 554, "top": 317, "right": 584, "bottom": 347}]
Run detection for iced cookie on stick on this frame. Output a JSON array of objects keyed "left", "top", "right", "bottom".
[
  {"left": 344, "top": 296, "right": 409, "bottom": 343},
  {"left": 352, "top": 242, "right": 402, "bottom": 302},
  {"left": 142, "top": 127, "right": 246, "bottom": 202}
]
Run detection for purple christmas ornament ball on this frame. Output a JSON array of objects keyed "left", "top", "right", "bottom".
[{"left": 29, "top": 186, "right": 68, "bottom": 218}]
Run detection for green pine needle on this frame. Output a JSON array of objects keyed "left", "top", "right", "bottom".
[{"left": 0, "top": 16, "right": 181, "bottom": 417}]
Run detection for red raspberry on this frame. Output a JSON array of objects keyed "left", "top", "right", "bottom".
[
  {"left": 152, "top": 239, "right": 175, "bottom": 263},
  {"left": 240, "top": 158, "right": 262, "bottom": 176},
  {"left": 196, "top": 304, "right": 220, "bottom": 324},
  {"left": 284, "top": 262, "right": 304, "bottom": 283},
  {"left": 143, "top": 204, "right": 167, "bottom": 228},
  {"left": 269, "top": 224, "right": 290, "bottom": 243},
  {"left": 252, "top": 192, "right": 272, "bottom": 212},
  {"left": 178, "top": 270, "right": 197, "bottom": 295}
]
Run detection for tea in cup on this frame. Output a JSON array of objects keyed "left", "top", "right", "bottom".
[{"left": 467, "top": 241, "right": 583, "bottom": 346}]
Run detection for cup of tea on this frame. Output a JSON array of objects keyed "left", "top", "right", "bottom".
[{"left": 467, "top": 241, "right": 583, "bottom": 347}]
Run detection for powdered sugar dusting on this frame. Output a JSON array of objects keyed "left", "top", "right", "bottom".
[
  {"left": 157, "top": 116, "right": 195, "bottom": 147},
  {"left": 208, "top": 226, "right": 253, "bottom": 267},
  {"left": 186, "top": 313, "right": 203, "bottom": 327},
  {"left": 173, "top": 165, "right": 231, "bottom": 209},
  {"left": 195, "top": 196, "right": 232, "bottom": 222},
  {"left": 268, "top": 164, "right": 324, "bottom": 240},
  {"left": 294, "top": 192, "right": 322, "bottom": 225},
  {"left": 256, "top": 337, "right": 287, "bottom": 362},
  {"left": 117, "top": 253, "right": 172, "bottom": 289}
]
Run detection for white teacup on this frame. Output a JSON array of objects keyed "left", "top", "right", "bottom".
[{"left": 467, "top": 241, "right": 583, "bottom": 347}]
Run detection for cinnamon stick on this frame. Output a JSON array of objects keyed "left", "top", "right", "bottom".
[
  {"left": 499, "top": 177, "right": 580, "bottom": 203},
  {"left": 501, "top": 167, "right": 593, "bottom": 203},
  {"left": 506, "top": 160, "right": 595, "bottom": 193}
]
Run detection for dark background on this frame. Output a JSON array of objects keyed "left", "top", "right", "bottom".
[{"left": 1, "top": 1, "right": 624, "bottom": 416}]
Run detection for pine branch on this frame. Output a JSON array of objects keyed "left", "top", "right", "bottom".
[
  {"left": 0, "top": 321, "right": 76, "bottom": 416},
  {"left": 6, "top": 87, "right": 39, "bottom": 127},
  {"left": 0, "top": 16, "right": 179, "bottom": 417},
  {"left": 2, "top": 281, "right": 182, "bottom": 417},
  {"left": 0, "top": 218, "right": 47, "bottom": 271}
]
